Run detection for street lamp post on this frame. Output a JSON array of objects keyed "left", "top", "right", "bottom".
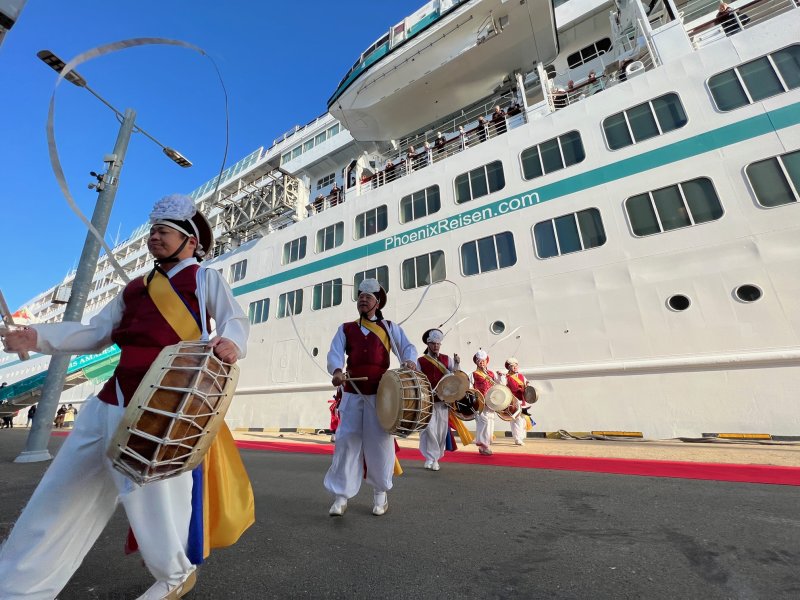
[{"left": 15, "top": 51, "right": 191, "bottom": 463}]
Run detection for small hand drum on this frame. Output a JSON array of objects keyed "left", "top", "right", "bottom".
[
  {"left": 450, "top": 388, "right": 485, "bottom": 422},
  {"left": 434, "top": 370, "right": 470, "bottom": 404},
  {"left": 108, "top": 341, "right": 239, "bottom": 485},
  {"left": 524, "top": 385, "right": 538, "bottom": 405},
  {"left": 376, "top": 368, "right": 433, "bottom": 437}
]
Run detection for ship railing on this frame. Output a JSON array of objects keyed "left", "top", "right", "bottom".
[
  {"left": 684, "top": 0, "right": 799, "bottom": 49},
  {"left": 357, "top": 101, "right": 526, "bottom": 194},
  {"left": 305, "top": 190, "right": 345, "bottom": 216},
  {"left": 545, "top": 20, "right": 659, "bottom": 111}
]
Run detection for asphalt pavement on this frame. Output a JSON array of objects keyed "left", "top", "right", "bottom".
[{"left": 0, "top": 430, "right": 798, "bottom": 599}]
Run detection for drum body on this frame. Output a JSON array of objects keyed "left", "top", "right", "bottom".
[
  {"left": 108, "top": 341, "right": 240, "bottom": 485},
  {"left": 434, "top": 370, "right": 470, "bottom": 404},
  {"left": 484, "top": 384, "right": 512, "bottom": 412},
  {"left": 450, "top": 388, "right": 485, "bottom": 422},
  {"left": 376, "top": 368, "right": 433, "bottom": 437},
  {"left": 496, "top": 396, "right": 521, "bottom": 422}
]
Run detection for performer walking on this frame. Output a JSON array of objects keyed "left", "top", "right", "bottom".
[
  {"left": 417, "top": 328, "right": 459, "bottom": 471},
  {"left": 325, "top": 279, "right": 417, "bottom": 517},
  {"left": 504, "top": 357, "right": 531, "bottom": 446},
  {"left": 471, "top": 350, "right": 500, "bottom": 456},
  {"left": 0, "top": 195, "right": 250, "bottom": 600}
]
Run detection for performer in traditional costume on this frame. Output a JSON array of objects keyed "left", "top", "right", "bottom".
[
  {"left": 0, "top": 195, "right": 251, "bottom": 600},
  {"left": 503, "top": 357, "right": 532, "bottom": 446},
  {"left": 325, "top": 279, "right": 416, "bottom": 517},
  {"left": 417, "top": 328, "right": 459, "bottom": 471},
  {"left": 471, "top": 350, "right": 500, "bottom": 456}
]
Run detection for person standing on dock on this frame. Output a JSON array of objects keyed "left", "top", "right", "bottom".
[
  {"left": 471, "top": 350, "right": 500, "bottom": 456},
  {"left": 417, "top": 328, "right": 460, "bottom": 471},
  {"left": 325, "top": 278, "right": 417, "bottom": 517}
]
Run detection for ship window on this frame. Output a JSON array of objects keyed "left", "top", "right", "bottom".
[
  {"left": 454, "top": 161, "right": 505, "bottom": 204},
  {"left": 353, "top": 266, "right": 389, "bottom": 300},
  {"left": 567, "top": 38, "right": 612, "bottom": 69},
  {"left": 303, "top": 139, "right": 314, "bottom": 153},
  {"left": 521, "top": 131, "right": 585, "bottom": 180},
  {"left": 461, "top": 231, "right": 517, "bottom": 276},
  {"left": 230, "top": 260, "right": 247, "bottom": 283},
  {"left": 603, "top": 93, "right": 687, "bottom": 150},
  {"left": 626, "top": 177, "right": 723, "bottom": 237},
  {"left": 277, "top": 289, "right": 304, "bottom": 318},
  {"left": 709, "top": 45, "right": 800, "bottom": 111},
  {"left": 355, "top": 205, "right": 388, "bottom": 239},
  {"left": 533, "top": 208, "right": 606, "bottom": 259},
  {"left": 400, "top": 186, "right": 441, "bottom": 223},
  {"left": 667, "top": 295, "right": 691, "bottom": 311},
  {"left": 317, "top": 173, "right": 335, "bottom": 190},
  {"left": 312, "top": 278, "right": 343, "bottom": 310},
  {"left": 314, "top": 132, "right": 327, "bottom": 146},
  {"left": 291, "top": 146, "right": 302, "bottom": 160},
  {"left": 746, "top": 150, "right": 800, "bottom": 208},
  {"left": 328, "top": 123, "right": 340, "bottom": 137},
  {"left": 402, "top": 251, "right": 446, "bottom": 290},
  {"left": 248, "top": 298, "right": 270, "bottom": 324},
  {"left": 316, "top": 222, "right": 344, "bottom": 253},
  {"left": 281, "top": 152, "right": 291, "bottom": 165},
  {"left": 282, "top": 236, "right": 307, "bottom": 265}
]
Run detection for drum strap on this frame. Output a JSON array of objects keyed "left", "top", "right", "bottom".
[
  {"left": 421, "top": 354, "right": 449, "bottom": 375},
  {"left": 509, "top": 373, "right": 526, "bottom": 388},
  {"left": 474, "top": 370, "right": 493, "bottom": 383},
  {"left": 358, "top": 319, "right": 391, "bottom": 355},
  {"left": 144, "top": 269, "right": 202, "bottom": 341}
]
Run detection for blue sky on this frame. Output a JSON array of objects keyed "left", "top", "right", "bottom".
[{"left": 0, "top": 0, "right": 423, "bottom": 312}]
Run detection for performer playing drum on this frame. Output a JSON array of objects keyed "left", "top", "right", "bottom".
[
  {"left": 417, "top": 328, "right": 461, "bottom": 471},
  {"left": 0, "top": 195, "right": 250, "bottom": 600},
  {"left": 325, "top": 279, "right": 417, "bottom": 517},
  {"left": 471, "top": 350, "right": 502, "bottom": 456},
  {"left": 503, "top": 357, "right": 534, "bottom": 446}
]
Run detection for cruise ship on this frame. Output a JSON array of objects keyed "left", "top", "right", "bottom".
[{"left": 2, "top": 0, "right": 799, "bottom": 439}]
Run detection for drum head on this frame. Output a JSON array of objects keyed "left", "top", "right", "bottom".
[
  {"left": 484, "top": 385, "right": 512, "bottom": 411},
  {"left": 377, "top": 371, "right": 402, "bottom": 432},
  {"left": 436, "top": 372, "right": 470, "bottom": 404},
  {"left": 524, "top": 386, "right": 538, "bottom": 405}
]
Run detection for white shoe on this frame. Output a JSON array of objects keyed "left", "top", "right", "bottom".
[
  {"left": 330, "top": 434, "right": 336, "bottom": 443},
  {"left": 329, "top": 496, "right": 348, "bottom": 516},
  {"left": 424, "top": 460, "right": 433, "bottom": 470},
  {"left": 372, "top": 492, "right": 388, "bottom": 516},
  {"left": 431, "top": 461, "right": 440, "bottom": 471},
  {"left": 514, "top": 441, "right": 524, "bottom": 446},
  {"left": 479, "top": 447, "right": 493, "bottom": 456},
  {"left": 136, "top": 569, "right": 196, "bottom": 600}
]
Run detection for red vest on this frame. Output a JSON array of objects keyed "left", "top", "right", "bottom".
[
  {"left": 342, "top": 320, "right": 391, "bottom": 395},
  {"left": 418, "top": 353, "right": 451, "bottom": 390},
  {"left": 472, "top": 369, "right": 496, "bottom": 396},
  {"left": 506, "top": 372, "right": 527, "bottom": 401},
  {"left": 97, "top": 265, "right": 202, "bottom": 406}
]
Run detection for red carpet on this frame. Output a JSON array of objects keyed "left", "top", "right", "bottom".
[{"left": 235, "top": 439, "right": 800, "bottom": 486}]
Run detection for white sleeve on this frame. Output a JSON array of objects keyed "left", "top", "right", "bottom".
[
  {"left": 389, "top": 323, "right": 417, "bottom": 364},
  {"left": 327, "top": 325, "right": 346, "bottom": 375},
  {"left": 32, "top": 292, "right": 124, "bottom": 354},
  {"left": 204, "top": 269, "right": 250, "bottom": 359}
]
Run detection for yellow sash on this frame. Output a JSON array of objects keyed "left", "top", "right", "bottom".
[
  {"left": 508, "top": 373, "right": 526, "bottom": 388},
  {"left": 421, "top": 353, "right": 449, "bottom": 376},
  {"left": 473, "top": 370, "right": 492, "bottom": 383},
  {"left": 144, "top": 270, "right": 201, "bottom": 340},
  {"left": 358, "top": 319, "right": 391, "bottom": 355},
  {"left": 145, "top": 267, "right": 254, "bottom": 557}
]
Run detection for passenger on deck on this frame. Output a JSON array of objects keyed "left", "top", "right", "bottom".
[
  {"left": 384, "top": 159, "right": 397, "bottom": 183},
  {"left": 328, "top": 182, "right": 341, "bottom": 206},
  {"left": 458, "top": 126, "right": 466, "bottom": 151},
  {"left": 552, "top": 87, "right": 568, "bottom": 109},
  {"left": 491, "top": 105, "right": 507, "bottom": 136},
  {"left": 588, "top": 70, "right": 597, "bottom": 84},
  {"left": 406, "top": 146, "right": 417, "bottom": 172},
  {"left": 506, "top": 102, "right": 522, "bottom": 117},
  {"left": 312, "top": 194, "right": 325, "bottom": 214},
  {"left": 716, "top": 2, "right": 748, "bottom": 34},
  {"left": 618, "top": 59, "right": 633, "bottom": 82},
  {"left": 434, "top": 132, "right": 446, "bottom": 157},
  {"left": 476, "top": 117, "right": 488, "bottom": 144}
]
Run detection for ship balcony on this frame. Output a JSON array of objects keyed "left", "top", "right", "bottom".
[
  {"left": 678, "top": 0, "right": 799, "bottom": 49},
  {"left": 328, "top": 0, "right": 558, "bottom": 142}
]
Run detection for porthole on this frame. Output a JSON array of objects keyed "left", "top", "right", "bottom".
[
  {"left": 312, "top": 347, "right": 319, "bottom": 357},
  {"left": 490, "top": 320, "right": 506, "bottom": 335},
  {"left": 735, "top": 284, "right": 762, "bottom": 303},
  {"left": 667, "top": 294, "right": 691, "bottom": 312}
]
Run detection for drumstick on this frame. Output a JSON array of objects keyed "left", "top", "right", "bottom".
[
  {"left": 0, "top": 290, "right": 30, "bottom": 361},
  {"left": 342, "top": 376, "right": 369, "bottom": 382}
]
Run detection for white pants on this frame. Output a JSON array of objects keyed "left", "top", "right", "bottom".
[
  {"left": 324, "top": 391, "right": 393, "bottom": 498},
  {"left": 419, "top": 402, "right": 449, "bottom": 462},
  {"left": 0, "top": 396, "right": 193, "bottom": 600},
  {"left": 510, "top": 414, "right": 527, "bottom": 444},
  {"left": 475, "top": 409, "right": 495, "bottom": 448}
]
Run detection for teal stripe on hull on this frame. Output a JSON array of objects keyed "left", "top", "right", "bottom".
[{"left": 233, "top": 101, "right": 800, "bottom": 298}]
